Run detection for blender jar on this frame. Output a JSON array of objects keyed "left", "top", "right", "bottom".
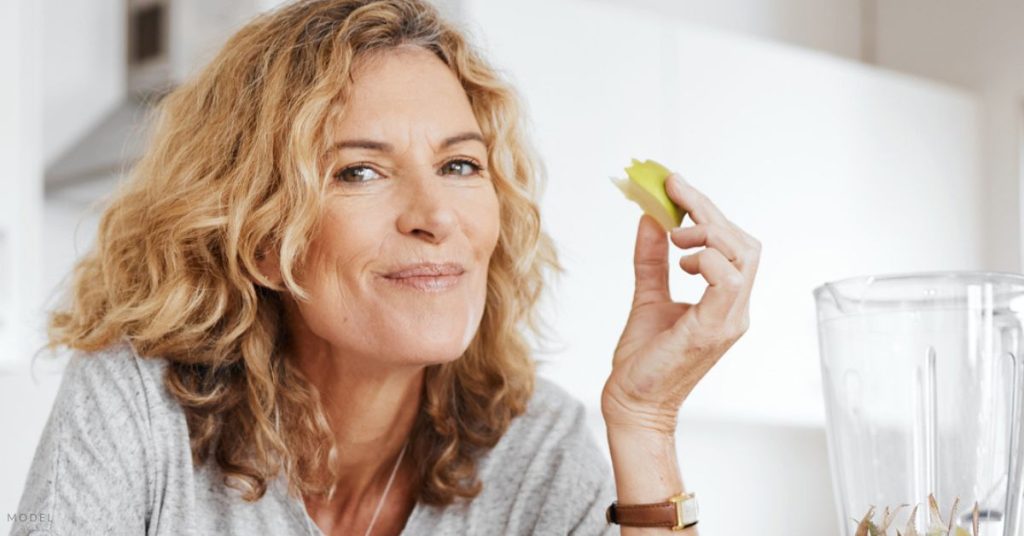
[{"left": 813, "top": 271, "right": 1024, "bottom": 535}]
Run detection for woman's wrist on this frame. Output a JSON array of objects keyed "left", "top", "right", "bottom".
[
  {"left": 605, "top": 425, "right": 683, "bottom": 503},
  {"left": 605, "top": 425, "right": 697, "bottom": 535},
  {"left": 601, "top": 382, "right": 682, "bottom": 435}
]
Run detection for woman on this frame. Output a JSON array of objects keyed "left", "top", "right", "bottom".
[{"left": 13, "top": 0, "right": 760, "bottom": 534}]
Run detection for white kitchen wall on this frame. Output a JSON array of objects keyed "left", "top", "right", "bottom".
[
  {"left": 0, "top": 0, "right": 44, "bottom": 371},
  {"left": 589, "top": 0, "right": 1024, "bottom": 276},
  {"left": 41, "top": 0, "right": 124, "bottom": 167},
  {"left": 590, "top": 0, "right": 866, "bottom": 62},
  {"left": 871, "top": 0, "right": 1024, "bottom": 275}
]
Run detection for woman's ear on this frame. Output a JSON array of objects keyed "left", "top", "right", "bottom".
[{"left": 254, "top": 247, "right": 284, "bottom": 289}]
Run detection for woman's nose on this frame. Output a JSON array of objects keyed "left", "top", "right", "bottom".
[{"left": 394, "top": 172, "right": 459, "bottom": 243}]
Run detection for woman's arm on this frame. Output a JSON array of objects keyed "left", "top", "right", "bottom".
[
  {"left": 602, "top": 173, "right": 761, "bottom": 534},
  {"left": 606, "top": 426, "right": 695, "bottom": 536}
]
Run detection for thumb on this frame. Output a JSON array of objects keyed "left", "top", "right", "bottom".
[{"left": 632, "top": 213, "right": 670, "bottom": 308}]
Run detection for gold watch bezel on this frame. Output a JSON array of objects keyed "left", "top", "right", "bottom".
[{"left": 668, "top": 492, "right": 696, "bottom": 531}]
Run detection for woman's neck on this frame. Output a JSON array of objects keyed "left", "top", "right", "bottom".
[
  {"left": 296, "top": 344, "right": 425, "bottom": 500},
  {"left": 291, "top": 344, "right": 424, "bottom": 535}
]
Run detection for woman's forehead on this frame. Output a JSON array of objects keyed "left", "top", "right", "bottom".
[
  {"left": 349, "top": 46, "right": 452, "bottom": 89},
  {"left": 327, "top": 50, "right": 481, "bottom": 146}
]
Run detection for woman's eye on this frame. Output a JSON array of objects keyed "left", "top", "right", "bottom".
[
  {"left": 440, "top": 159, "right": 484, "bottom": 177},
  {"left": 335, "top": 165, "right": 382, "bottom": 183},
  {"left": 334, "top": 159, "right": 484, "bottom": 184}
]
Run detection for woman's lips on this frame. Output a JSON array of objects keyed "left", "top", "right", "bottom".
[{"left": 381, "top": 273, "right": 463, "bottom": 292}]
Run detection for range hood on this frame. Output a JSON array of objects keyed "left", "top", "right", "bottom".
[
  {"left": 44, "top": 0, "right": 463, "bottom": 198},
  {"left": 44, "top": 0, "right": 266, "bottom": 196}
]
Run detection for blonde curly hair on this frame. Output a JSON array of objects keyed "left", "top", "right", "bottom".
[{"left": 42, "top": 0, "right": 563, "bottom": 506}]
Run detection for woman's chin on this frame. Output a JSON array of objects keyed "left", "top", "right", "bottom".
[
  {"left": 405, "top": 347, "right": 469, "bottom": 367},
  {"left": 413, "top": 344, "right": 473, "bottom": 364}
]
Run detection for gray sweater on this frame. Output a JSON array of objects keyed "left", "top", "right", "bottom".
[{"left": 10, "top": 340, "right": 618, "bottom": 535}]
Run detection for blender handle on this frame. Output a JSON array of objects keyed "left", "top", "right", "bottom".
[{"left": 1001, "top": 317, "right": 1024, "bottom": 530}]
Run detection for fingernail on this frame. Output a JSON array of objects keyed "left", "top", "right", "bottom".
[{"left": 670, "top": 174, "right": 686, "bottom": 190}]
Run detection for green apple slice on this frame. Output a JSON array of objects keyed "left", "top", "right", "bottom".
[{"left": 609, "top": 157, "right": 685, "bottom": 232}]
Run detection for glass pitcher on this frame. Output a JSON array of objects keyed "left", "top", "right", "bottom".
[{"left": 813, "top": 271, "right": 1024, "bottom": 536}]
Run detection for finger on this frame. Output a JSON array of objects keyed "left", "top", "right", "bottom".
[
  {"left": 719, "top": 220, "right": 762, "bottom": 308},
  {"left": 665, "top": 173, "right": 730, "bottom": 227},
  {"left": 664, "top": 173, "right": 762, "bottom": 315},
  {"left": 668, "top": 174, "right": 762, "bottom": 291},
  {"left": 670, "top": 223, "right": 742, "bottom": 266},
  {"left": 674, "top": 222, "right": 761, "bottom": 311},
  {"left": 734, "top": 234, "right": 761, "bottom": 308},
  {"left": 678, "top": 248, "right": 744, "bottom": 324},
  {"left": 632, "top": 213, "right": 671, "bottom": 308},
  {"left": 727, "top": 219, "right": 761, "bottom": 254}
]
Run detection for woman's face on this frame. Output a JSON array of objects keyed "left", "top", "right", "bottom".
[{"left": 282, "top": 45, "right": 500, "bottom": 369}]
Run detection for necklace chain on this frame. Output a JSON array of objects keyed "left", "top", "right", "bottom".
[{"left": 363, "top": 438, "right": 409, "bottom": 536}]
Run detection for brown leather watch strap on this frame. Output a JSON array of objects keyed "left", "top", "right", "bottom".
[
  {"left": 605, "top": 501, "right": 678, "bottom": 527},
  {"left": 605, "top": 492, "right": 699, "bottom": 531}
]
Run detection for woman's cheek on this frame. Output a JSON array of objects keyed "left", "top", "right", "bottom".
[{"left": 476, "top": 182, "right": 502, "bottom": 247}]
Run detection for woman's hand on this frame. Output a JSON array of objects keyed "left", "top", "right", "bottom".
[{"left": 602, "top": 173, "right": 761, "bottom": 434}]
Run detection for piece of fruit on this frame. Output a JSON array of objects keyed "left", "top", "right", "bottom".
[{"left": 609, "top": 157, "right": 686, "bottom": 232}]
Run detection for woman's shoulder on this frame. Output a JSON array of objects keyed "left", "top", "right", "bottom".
[
  {"left": 40, "top": 338, "right": 184, "bottom": 478},
  {"left": 521, "top": 375, "right": 593, "bottom": 432},
  {"left": 406, "top": 376, "right": 617, "bottom": 534},
  {"left": 49, "top": 337, "right": 186, "bottom": 466},
  {"left": 59, "top": 338, "right": 180, "bottom": 425},
  {"left": 65, "top": 337, "right": 170, "bottom": 385},
  {"left": 477, "top": 375, "right": 612, "bottom": 493},
  {"left": 529, "top": 374, "right": 587, "bottom": 411},
  {"left": 494, "top": 375, "right": 606, "bottom": 468},
  {"left": 10, "top": 339, "right": 182, "bottom": 535}
]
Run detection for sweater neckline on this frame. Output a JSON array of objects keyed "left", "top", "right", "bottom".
[{"left": 274, "top": 471, "right": 427, "bottom": 535}]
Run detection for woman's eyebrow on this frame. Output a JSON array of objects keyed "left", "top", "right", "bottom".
[{"left": 330, "top": 131, "right": 485, "bottom": 153}]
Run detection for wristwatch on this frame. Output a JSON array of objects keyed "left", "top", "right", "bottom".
[{"left": 605, "top": 491, "right": 699, "bottom": 531}]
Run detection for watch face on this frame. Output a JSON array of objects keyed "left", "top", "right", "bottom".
[{"left": 682, "top": 496, "right": 699, "bottom": 524}]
